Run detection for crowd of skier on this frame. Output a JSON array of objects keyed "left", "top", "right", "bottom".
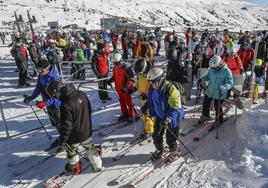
[{"left": 5, "top": 27, "right": 268, "bottom": 173}]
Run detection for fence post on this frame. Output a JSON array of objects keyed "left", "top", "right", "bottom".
[{"left": 0, "top": 102, "right": 10, "bottom": 137}]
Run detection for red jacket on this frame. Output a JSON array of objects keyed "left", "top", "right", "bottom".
[
  {"left": 237, "top": 48, "right": 254, "bottom": 69},
  {"left": 10, "top": 45, "right": 28, "bottom": 61},
  {"left": 91, "top": 51, "right": 109, "bottom": 76},
  {"left": 113, "top": 65, "right": 133, "bottom": 93},
  {"left": 223, "top": 56, "right": 243, "bottom": 75}
]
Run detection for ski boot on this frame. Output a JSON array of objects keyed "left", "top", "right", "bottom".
[
  {"left": 150, "top": 150, "right": 163, "bottom": 161},
  {"left": 197, "top": 115, "right": 210, "bottom": 125},
  {"left": 65, "top": 161, "right": 81, "bottom": 174},
  {"left": 165, "top": 148, "right": 180, "bottom": 164},
  {"left": 118, "top": 113, "right": 129, "bottom": 122},
  {"left": 127, "top": 115, "right": 140, "bottom": 123}
]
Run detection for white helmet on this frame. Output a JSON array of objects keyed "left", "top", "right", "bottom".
[
  {"left": 48, "top": 39, "right": 55, "bottom": 43},
  {"left": 227, "top": 47, "right": 236, "bottom": 54},
  {"left": 209, "top": 55, "right": 224, "bottom": 68},
  {"left": 147, "top": 67, "right": 164, "bottom": 81},
  {"left": 112, "top": 53, "right": 122, "bottom": 62}
]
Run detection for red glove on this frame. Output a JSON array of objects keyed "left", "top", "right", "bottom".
[{"left": 36, "top": 101, "right": 46, "bottom": 109}]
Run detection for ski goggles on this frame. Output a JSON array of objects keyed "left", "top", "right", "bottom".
[{"left": 37, "top": 66, "right": 50, "bottom": 73}]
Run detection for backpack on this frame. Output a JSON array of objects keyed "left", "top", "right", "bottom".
[
  {"left": 75, "top": 48, "right": 84, "bottom": 62},
  {"left": 140, "top": 43, "right": 149, "bottom": 58},
  {"left": 162, "top": 81, "right": 186, "bottom": 105}
]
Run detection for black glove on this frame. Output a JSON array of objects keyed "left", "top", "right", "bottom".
[
  {"left": 128, "top": 87, "right": 137, "bottom": 95},
  {"left": 106, "top": 78, "right": 113, "bottom": 86},
  {"left": 23, "top": 95, "right": 34, "bottom": 104},
  {"left": 120, "top": 86, "right": 129, "bottom": 93},
  {"left": 141, "top": 93, "right": 147, "bottom": 100},
  {"left": 97, "top": 74, "right": 103, "bottom": 79},
  {"left": 141, "top": 102, "right": 148, "bottom": 114}
]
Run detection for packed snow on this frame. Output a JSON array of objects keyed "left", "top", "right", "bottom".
[{"left": 0, "top": 39, "right": 268, "bottom": 188}]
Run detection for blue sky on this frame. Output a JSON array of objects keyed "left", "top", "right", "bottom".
[{"left": 247, "top": 0, "right": 268, "bottom": 5}]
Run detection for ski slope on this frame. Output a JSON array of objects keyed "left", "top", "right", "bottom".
[
  {"left": 0, "top": 41, "right": 268, "bottom": 188},
  {"left": 0, "top": 0, "right": 268, "bottom": 32}
]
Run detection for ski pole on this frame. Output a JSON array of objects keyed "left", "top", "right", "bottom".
[
  {"left": 216, "top": 90, "right": 223, "bottom": 139},
  {"left": 29, "top": 105, "right": 52, "bottom": 139},
  {"left": 166, "top": 126, "right": 196, "bottom": 159}
]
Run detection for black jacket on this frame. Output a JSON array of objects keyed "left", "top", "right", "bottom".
[{"left": 59, "top": 84, "right": 92, "bottom": 144}]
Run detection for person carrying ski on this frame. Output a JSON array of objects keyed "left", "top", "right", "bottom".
[
  {"left": 133, "top": 59, "right": 154, "bottom": 138},
  {"left": 91, "top": 42, "right": 111, "bottom": 103},
  {"left": 106, "top": 51, "right": 138, "bottom": 122},
  {"left": 198, "top": 55, "right": 233, "bottom": 129},
  {"left": 142, "top": 67, "right": 185, "bottom": 160},
  {"left": 23, "top": 59, "right": 62, "bottom": 148},
  {"left": 10, "top": 41, "right": 30, "bottom": 88},
  {"left": 45, "top": 80, "right": 102, "bottom": 173}
]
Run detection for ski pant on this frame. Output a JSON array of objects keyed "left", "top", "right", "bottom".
[
  {"left": 156, "top": 40, "right": 161, "bottom": 55},
  {"left": 98, "top": 75, "right": 109, "bottom": 100},
  {"left": 202, "top": 94, "right": 224, "bottom": 122},
  {"left": 84, "top": 48, "right": 91, "bottom": 61},
  {"left": 152, "top": 117, "right": 179, "bottom": 152},
  {"left": 18, "top": 61, "right": 28, "bottom": 86},
  {"left": 31, "top": 57, "right": 38, "bottom": 76},
  {"left": 66, "top": 137, "right": 102, "bottom": 171},
  {"left": 140, "top": 99, "right": 154, "bottom": 134},
  {"left": 72, "top": 64, "right": 85, "bottom": 80},
  {"left": 253, "top": 83, "right": 259, "bottom": 99},
  {"left": 47, "top": 107, "right": 61, "bottom": 133},
  {"left": 122, "top": 48, "right": 128, "bottom": 60},
  {"left": 117, "top": 91, "right": 137, "bottom": 118}
]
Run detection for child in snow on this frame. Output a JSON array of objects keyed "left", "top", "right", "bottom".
[
  {"left": 133, "top": 58, "right": 154, "bottom": 139},
  {"left": 252, "top": 59, "right": 265, "bottom": 104}
]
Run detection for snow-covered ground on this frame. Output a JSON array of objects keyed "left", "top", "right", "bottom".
[
  {"left": 0, "top": 0, "right": 268, "bottom": 32},
  {"left": 0, "top": 42, "right": 268, "bottom": 188}
]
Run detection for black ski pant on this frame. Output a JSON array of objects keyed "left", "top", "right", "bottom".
[
  {"left": 152, "top": 117, "right": 179, "bottom": 152},
  {"left": 122, "top": 48, "right": 128, "bottom": 60},
  {"left": 156, "top": 40, "right": 161, "bottom": 55},
  {"left": 202, "top": 94, "right": 224, "bottom": 122},
  {"left": 18, "top": 61, "right": 28, "bottom": 86},
  {"left": 98, "top": 74, "right": 109, "bottom": 100}
]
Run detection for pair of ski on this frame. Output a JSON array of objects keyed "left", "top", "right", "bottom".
[{"left": 113, "top": 146, "right": 195, "bottom": 187}]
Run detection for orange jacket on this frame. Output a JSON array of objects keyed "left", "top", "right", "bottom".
[
  {"left": 135, "top": 42, "right": 153, "bottom": 60},
  {"left": 223, "top": 56, "right": 243, "bottom": 75},
  {"left": 113, "top": 65, "right": 133, "bottom": 93},
  {"left": 237, "top": 48, "right": 254, "bottom": 69}
]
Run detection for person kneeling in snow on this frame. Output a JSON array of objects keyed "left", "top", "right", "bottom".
[
  {"left": 199, "top": 55, "right": 233, "bottom": 129},
  {"left": 45, "top": 80, "right": 102, "bottom": 173},
  {"left": 142, "top": 67, "right": 185, "bottom": 160}
]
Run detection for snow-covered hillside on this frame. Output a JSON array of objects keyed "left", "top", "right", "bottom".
[{"left": 0, "top": 0, "right": 268, "bottom": 32}]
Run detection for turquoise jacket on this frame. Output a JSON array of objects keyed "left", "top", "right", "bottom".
[{"left": 202, "top": 64, "right": 233, "bottom": 100}]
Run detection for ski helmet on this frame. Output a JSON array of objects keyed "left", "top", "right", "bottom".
[
  {"left": 111, "top": 52, "right": 122, "bottom": 63},
  {"left": 244, "top": 38, "right": 252, "bottom": 45},
  {"left": 255, "top": 59, "right": 262, "bottom": 67},
  {"left": 46, "top": 80, "right": 64, "bottom": 99},
  {"left": 209, "top": 55, "right": 224, "bottom": 68},
  {"left": 48, "top": 39, "right": 55, "bottom": 43},
  {"left": 133, "top": 59, "right": 148, "bottom": 74},
  {"left": 147, "top": 67, "right": 164, "bottom": 82},
  {"left": 36, "top": 59, "right": 50, "bottom": 73},
  {"left": 178, "top": 38, "right": 185, "bottom": 47},
  {"left": 227, "top": 47, "right": 236, "bottom": 55},
  {"left": 166, "top": 47, "right": 178, "bottom": 61}
]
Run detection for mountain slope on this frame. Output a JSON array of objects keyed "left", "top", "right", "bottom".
[{"left": 0, "top": 0, "right": 268, "bottom": 31}]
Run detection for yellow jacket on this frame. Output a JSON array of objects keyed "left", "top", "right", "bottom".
[{"left": 135, "top": 74, "right": 150, "bottom": 95}]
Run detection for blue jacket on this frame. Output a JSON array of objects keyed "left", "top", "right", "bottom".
[
  {"left": 202, "top": 64, "right": 233, "bottom": 100},
  {"left": 31, "top": 66, "right": 61, "bottom": 108},
  {"left": 147, "top": 81, "right": 185, "bottom": 128}
]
